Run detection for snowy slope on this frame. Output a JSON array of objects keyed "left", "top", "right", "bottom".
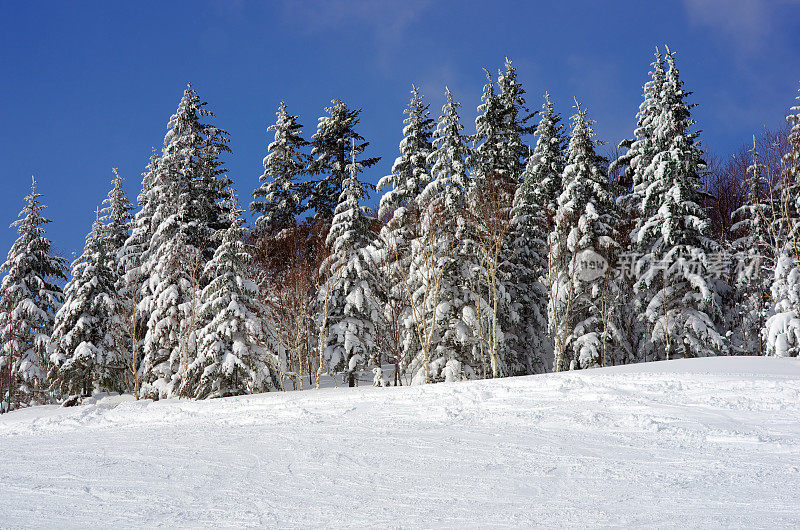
[{"left": 1, "top": 357, "right": 800, "bottom": 528}]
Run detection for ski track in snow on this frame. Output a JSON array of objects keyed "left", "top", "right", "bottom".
[{"left": 1, "top": 356, "right": 800, "bottom": 528}]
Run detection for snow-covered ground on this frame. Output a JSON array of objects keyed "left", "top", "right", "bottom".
[{"left": 1, "top": 357, "right": 799, "bottom": 528}]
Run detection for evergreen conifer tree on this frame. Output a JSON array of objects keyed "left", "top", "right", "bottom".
[
  {"left": 377, "top": 85, "right": 434, "bottom": 220},
  {"left": 140, "top": 84, "right": 234, "bottom": 398},
  {"left": 308, "top": 100, "right": 380, "bottom": 221},
  {"left": 102, "top": 169, "right": 135, "bottom": 271},
  {"left": 611, "top": 48, "right": 668, "bottom": 365},
  {"left": 182, "top": 196, "right": 279, "bottom": 398},
  {"left": 119, "top": 153, "right": 160, "bottom": 388},
  {"left": 0, "top": 178, "right": 67, "bottom": 406},
  {"left": 612, "top": 48, "right": 667, "bottom": 217},
  {"left": 251, "top": 101, "right": 309, "bottom": 233},
  {"left": 727, "top": 138, "right": 773, "bottom": 355},
  {"left": 528, "top": 93, "right": 567, "bottom": 217},
  {"left": 632, "top": 50, "right": 726, "bottom": 360},
  {"left": 49, "top": 210, "right": 122, "bottom": 397},
  {"left": 550, "top": 103, "right": 621, "bottom": 371},
  {"left": 766, "top": 83, "right": 800, "bottom": 357},
  {"left": 499, "top": 93, "right": 563, "bottom": 374},
  {"left": 468, "top": 60, "right": 535, "bottom": 378},
  {"left": 377, "top": 85, "right": 434, "bottom": 375},
  {"left": 406, "top": 88, "right": 475, "bottom": 384},
  {"left": 470, "top": 70, "right": 505, "bottom": 189},
  {"left": 496, "top": 58, "right": 535, "bottom": 183},
  {"left": 321, "top": 143, "right": 383, "bottom": 386},
  {"left": 100, "top": 169, "right": 134, "bottom": 388}
]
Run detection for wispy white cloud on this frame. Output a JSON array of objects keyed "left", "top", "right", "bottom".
[
  {"left": 682, "top": 0, "right": 800, "bottom": 54},
  {"left": 277, "top": 0, "right": 432, "bottom": 74}
]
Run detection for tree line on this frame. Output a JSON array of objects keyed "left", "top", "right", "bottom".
[{"left": 1, "top": 47, "right": 799, "bottom": 410}]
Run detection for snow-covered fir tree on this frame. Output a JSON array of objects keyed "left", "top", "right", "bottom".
[
  {"left": 376, "top": 85, "right": 434, "bottom": 374},
  {"left": 612, "top": 48, "right": 666, "bottom": 216},
  {"left": 727, "top": 138, "right": 774, "bottom": 355},
  {"left": 181, "top": 195, "right": 279, "bottom": 399},
  {"left": 321, "top": 143, "right": 383, "bottom": 387},
  {"left": 632, "top": 50, "right": 726, "bottom": 361},
  {"left": 470, "top": 69, "right": 505, "bottom": 189},
  {"left": 495, "top": 58, "right": 535, "bottom": 184},
  {"left": 121, "top": 153, "right": 160, "bottom": 291},
  {"left": 250, "top": 101, "right": 309, "bottom": 233},
  {"left": 99, "top": 169, "right": 135, "bottom": 385},
  {"left": 102, "top": 169, "right": 135, "bottom": 274},
  {"left": 194, "top": 117, "right": 235, "bottom": 257},
  {"left": 139, "top": 84, "right": 234, "bottom": 399},
  {"left": 499, "top": 94, "right": 563, "bottom": 374},
  {"left": 528, "top": 92, "right": 567, "bottom": 217},
  {"left": 550, "top": 102, "right": 621, "bottom": 371},
  {"left": 406, "top": 88, "right": 475, "bottom": 384},
  {"left": 377, "top": 85, "right": 434, "bottom": 220},
  {"left": 468, "top": 60, "right": 537, "bottom": 378},
  {"left": 118, "top": 153, "right": 160, "bottom": 392},
  {"left": 765, "top": 83, "right": 800, "bottom": 357},
  {"left": 469, "top": 58, "right": 534, "bottom": 192},
  {"left": 500, "top": 165, "right": 549, "bottom": 375},
  {"left": 308, "top": 99, "right": 380, "bottom": 221},
  {"left": 140, "top": 187, "right": 199, "bottom": 399},
  {"left": 0, "top": 178, "right": 67, "bottom": 407},
  {"left": 49, "top": 210, "right": 123, "bottom": 397},
  {"left": 611, "top": 49, "right": 668, "bottom": 365},
  {"left": 463, "top": 70, "right": 509, "bottom": 378}
]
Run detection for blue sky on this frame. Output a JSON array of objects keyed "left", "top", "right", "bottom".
[{"left": 1, "top": 0, "right": 799, "bottom": 261}]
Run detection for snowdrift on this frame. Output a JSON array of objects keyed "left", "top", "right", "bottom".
[{"left": 1, "top": 356, "right": 799, "bottom": 528}]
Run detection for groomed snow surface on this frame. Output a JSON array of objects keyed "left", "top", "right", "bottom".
[{"left": 1, "top": 357, "right": 800, "bottom": 528}]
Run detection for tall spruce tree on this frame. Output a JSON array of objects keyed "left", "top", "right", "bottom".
[
  {"left": 102, "top": 169, "right": 134, "bottom": 274},
  {"left": 470, "top": 70, "right": 505, "bottom": 190},
  {"left": 611, "top": 49, "right": 668, "bottom": 365},
  {"left": 377, "top": 85, "right": 434, "bottom": 220},
  {"left": 612, "top": 48, "right": 667, "bottom": 216},
  {"left": 496, "top": 58, "right": 535, "bottom": 184},
  {"left": 528, "top": 92, "right": 567, "bottom": 217},
  {"left": 182, "top": 196, "right": 279, "bottom": 399},
  {"left": 121, "top": 153, "right": 160, "bottom": 290},
  {"left": 49, "top": 210, "right": 123, "bottom": 397},
  {"left": 406, "top": 88, "right": 475, "bottom": 384},
  {"left": 100, "top": 169, "right": 134, "bottom": 389},
  {"left": 468, "top": 60, "right": 535, "bottom": 378},
  {"left": 464, "top": 70, "right": 508, "bottom": 377},
  {"left": 321, "top": 143, "right": 383, "bottom": 386},
  {"left": 140, "top": 84, "right": 234, "bottom": 398},
  {"left": 727, "top": 138, "right": 773, "bottom": 355},
  {"left": 377, "top": 85, "right": 434, "bottom": 375},
  {"left": 632, "top": 49, "right": 726, "bottom": 360},
  {"left": 251, "top": 101, "right": 309, "bottom": 233},
  {"left": 308, "top": 99, "right": 380, "bottom": 221},
  {"left": 499, "top": 93, "right": 563, "bottom": 374},
  {"left": 766, "top": 83, "right": 800, "bottom": 357},
  {"left": 550, "top": 103, "right": 621, "bottom": 371},
  {"left": 119, "top": 153, "right": 160, "bottom": 389},
  {"left": 0, "top": 178, "right": 67, "bottom": 407}
]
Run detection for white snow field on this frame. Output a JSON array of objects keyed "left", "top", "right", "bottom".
[{"left": 1, "top": 357, "right": 800, "bottom": 528}]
